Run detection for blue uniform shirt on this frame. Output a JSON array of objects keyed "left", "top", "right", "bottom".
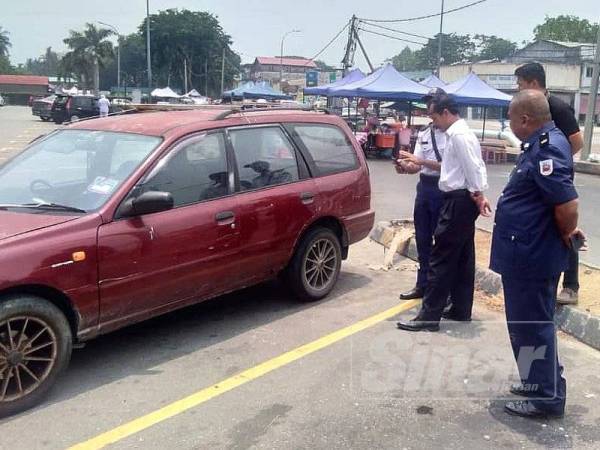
[{"left": 490, "top": 121, "right": 578, "bottom": 279}]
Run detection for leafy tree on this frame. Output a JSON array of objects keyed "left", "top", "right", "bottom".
[
  {"left": 473, "top": 35, "right": 517, "bottom": 61},
  {"left": 0, "top": 55, "right": 12, "bottom": 73},
  {"left": 314, "top": 60, "right": 335, "bottom": 71},
  {"left": 0, "top": 26, "right": 11, "bottom": 58},
  {"left": 389, "top": 46, "right": 420, "bottom": 71},
  {"left": 25, "top": 47, "right": 61, "bottom": 76},
  {"left": 416, "top": 33, "right": 475, "bottom": 69},
  {"left": 139, "top": 8, "right": 240, "bottom": 95},
  {"left": 100, "top": 33, "right": 148, "bottom": 90},
  {"left": 534, "top": 15, "right": 600, "bottom": 43},
  {"left": 62, "top": 23, "right": 114, "bottom": 92}
]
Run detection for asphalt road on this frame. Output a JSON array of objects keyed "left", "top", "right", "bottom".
[{"left": 1, "top": 106, "right": 600, "bottom": 449}]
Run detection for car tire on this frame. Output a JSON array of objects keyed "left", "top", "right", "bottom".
[
  {"left": 286, "top": 227, "right": 342, "bottom": 302},
  {"left": 0, "top": 295, "right": 72, "bottom": 418},
  {"left": 53, "top": 118, "right": 63, "bottom": 124},
  {"left": 70, "top": 115, "right": 80, "bottom": 122}
]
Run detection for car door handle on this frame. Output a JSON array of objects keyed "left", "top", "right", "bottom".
[
  {"left": 300, "top": 192, "right": 315, "bottom": 204},
  {"left": 215, "top": 210, "right": 235, "bottom": 224}
]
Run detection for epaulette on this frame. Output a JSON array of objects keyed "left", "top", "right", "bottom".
[
  {"left": 539, "top": 132, "right": 549, "bottom": 148},
  {"left": 520, "top": 142, "right": 531, "bottom": 152}
]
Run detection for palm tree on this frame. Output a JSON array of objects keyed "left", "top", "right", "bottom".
[
  {"left": 0, "top": 26, "right": 11, "bottom": 58},
  {"left": 63, "top": 23, "right": 114, "bottom": 93}
]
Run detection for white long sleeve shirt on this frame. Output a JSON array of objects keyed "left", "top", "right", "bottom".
[
  {"left": 413, "top": 126, "right": 447, "bottom": 177},
  {"left": 439, "top": 119, "right": 488, "bottom": 193}
]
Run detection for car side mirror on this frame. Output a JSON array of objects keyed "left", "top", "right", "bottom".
[{"left": 118, "top": 191, "right": 174, "bottom": 218}]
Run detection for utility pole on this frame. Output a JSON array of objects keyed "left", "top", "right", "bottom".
[
  {"left": 220, "top": 48, "right": 226, "bottom": 95},
  {"left": 98, "top": 22, "right": 120, "bottom": 89},
  {"left": 581, "top": 28, "right": 600, "bottom": 161},
  {"left": 146, "top": 0, "right": 152, "bottom": 89},
  {"left": 205, "top": 59, "right": 208, "bottom": 96},
  {"left": 342, "top": 16, "right": 357, "bottom": 74},
  {"left": 280, "top": 29, "right": 301, "bottom": 83},
  {"left": 183, "top": 58, "right": 188, "bottom": 93},
  {"left": 437, "top": 0, "right": 445, "bottom": 76},
  {"left": 355, "top": 29, "right": 374, "bottom": 72}
]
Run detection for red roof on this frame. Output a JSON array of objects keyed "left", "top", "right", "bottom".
[
  {"left": 0, "top": 75, "right": 49, "bottom": 86},
  {"left": 255, "top": 57, "right": 317, "bottom": 68}
]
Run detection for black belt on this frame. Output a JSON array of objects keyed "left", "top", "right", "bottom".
[
  {"left": 419, "top": 173, "right": 440, "bottom": 186},
  {"left": 442, "top": 189, "right": 471, "bottom": 199}
]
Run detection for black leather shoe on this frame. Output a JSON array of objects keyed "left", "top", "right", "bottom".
[
  {"left": 441, "top": 310, "right": 472, "bottom": 322},
  {"left": 504, "top": 400, "right": 564, "bottom": 419},
  {"left": 510, "top": 383, "right": 539, "bottom": 397},
  {"left": 399, "top": 287, "right": 424, "bottom": 300},
  {"left": 396, "top": 318, "right": 440, "bottom": 332}
]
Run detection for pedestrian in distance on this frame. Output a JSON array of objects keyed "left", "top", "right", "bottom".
[
  {"left": 514, "top": 62, "right": 583, "bottom": 305},
  {"left": 98, "top": 94, "right": 110, "bottom": 118},
  {"left": 395, "top": 93, "right": 447, "bottom": 300},
  {"left": 396, "top": 91, "right": 491, "bottom": 332},
  {"left": 490, "top": 89, "right": 585, "bottom": 418}
]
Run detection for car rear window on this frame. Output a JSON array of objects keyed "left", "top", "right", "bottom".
[{"left": 291, "top": 124, "right": 358, "bottom": 176}]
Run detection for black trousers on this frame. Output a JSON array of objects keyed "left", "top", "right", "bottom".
[
  {"left": 562, "top": 247, "right": 579, "bottom": 291},
  {"left": 418, "top": 190, "right": 479, "bottom": 321},
  {"left": 414, "top": 176, "right": 443, "bottom": 289}
]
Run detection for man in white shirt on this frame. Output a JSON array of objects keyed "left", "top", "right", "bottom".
[
  {"left": 395, "top": 123, "right": 446, "bottom": 300},
  {"left": 98, "top": 95, "right": 110, "bottom": 118},
  {"left": 397, "top": 91, "right": 491, "bottom": 332}
]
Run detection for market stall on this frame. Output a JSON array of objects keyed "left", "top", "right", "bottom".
[{"left": 329, "top": 64, "right": 430, "bottom": 157}]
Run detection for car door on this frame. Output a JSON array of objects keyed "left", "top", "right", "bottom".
[
  {"left": 227, "top": 125, "right": 318, "bottom": 281},
  {"left": 97, "top": 131, "right": 242, "bottom": 330}
]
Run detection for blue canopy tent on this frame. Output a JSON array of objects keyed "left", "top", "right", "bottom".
[
  {"left": 444, "top": 72, "right": 512, "bottom": 141},
  {"left": 420, "top": 74, "right": 446, "bottom": 89},
  {"left": 303, "top": 68, "right": 365, "bottom": 96},
  {"left": 444, "top": 72, "right": 511, "bottom": 107},
  {"left": 329, "top": 64, "right": 429, "bottom": 101},
  {"left": 223, "top": 81, "right": 292, "bottom": 100}
]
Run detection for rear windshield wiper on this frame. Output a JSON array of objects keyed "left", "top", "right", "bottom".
[{"left": 18, "top": 202, "right": 86, "bottom": 213}]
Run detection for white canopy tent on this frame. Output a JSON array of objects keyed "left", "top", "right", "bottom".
[{"left": 151, "top": 87, "right": 180, "bottom": 98}]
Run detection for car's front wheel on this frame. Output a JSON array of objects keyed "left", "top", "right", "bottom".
[
  {"left": 0, "top": 296, "right": 72, "bottom": 418},
  {"left": 287, "top": 227, "right": 342, "bottom": 302}
]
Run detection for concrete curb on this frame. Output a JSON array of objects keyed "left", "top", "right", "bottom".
[{"left": 370, "top": 220, "right": 600, "bottom": 351}]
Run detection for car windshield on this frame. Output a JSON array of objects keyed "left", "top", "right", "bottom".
[{"left": 0, "top": 130, "right": 161, "bottom": 213}]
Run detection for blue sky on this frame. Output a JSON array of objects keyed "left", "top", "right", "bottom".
[{"left": 3, "top": 0, "right": 598, "bottom": 68}]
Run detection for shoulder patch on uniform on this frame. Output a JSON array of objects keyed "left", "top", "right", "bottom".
[
  {"left": 539, "top": 159, "right": 553, "bottom": 176},
  {"left": 539, "top": 132, "right": 549, "bottom": 147}
]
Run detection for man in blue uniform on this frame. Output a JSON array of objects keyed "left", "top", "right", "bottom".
[
  {"left": 395, "top": 120, "right": 446, "bottom": 300},
  {"left": 490, "top": 90, "right": 583, "bottom": 418}
]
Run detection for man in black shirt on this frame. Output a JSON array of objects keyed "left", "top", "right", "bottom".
[{"left": 514, "top": 62, "right": 583, "bottom": 304}]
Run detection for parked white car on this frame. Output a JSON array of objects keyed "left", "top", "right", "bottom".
[{"left": 0, "top": 94, "right": 5, "bottom": 106}]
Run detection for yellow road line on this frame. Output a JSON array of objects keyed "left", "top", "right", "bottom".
[{"left": 68, "top": 299, "right": 420, "bottom": 450}]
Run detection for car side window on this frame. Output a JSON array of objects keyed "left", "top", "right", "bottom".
[
  {"left": 136, "top": 132, "right": 229, "bottom": 207},
  {"left": 292, "top": 124, "right": 359, "bottom": 176},
  {"left": 229, "top": 127, "right": 299, "bottom": 191}
]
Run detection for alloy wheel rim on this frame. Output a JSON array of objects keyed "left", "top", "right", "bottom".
[
  {"left": 304, "top": 238, "right": 337, "bottom": 291},
  {"left": 0, "top": 316, "right": 58, "bottom": 403}
]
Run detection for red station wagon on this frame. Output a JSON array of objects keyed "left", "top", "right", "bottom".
[{"left": 0, "top": 108, "right": 374, "bottom": 416}]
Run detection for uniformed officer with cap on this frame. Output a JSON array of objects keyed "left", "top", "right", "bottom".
[
  {"left": 396, "top": 89, "right": 447, "bottom": 300},
  {"left": 490, "top": 89, "right": 584, "bottom": 418}
]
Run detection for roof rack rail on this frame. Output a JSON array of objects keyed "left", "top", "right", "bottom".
[{"left": 213, "top": 105, "right": 330, "bottom": 121}]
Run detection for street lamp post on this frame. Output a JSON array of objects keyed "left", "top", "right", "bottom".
[
  {"left": 98, "top": 21, "right": 120, "bottom": 89},
  {"left": 280, "top": 29, "right": 301, "bottom": 83},
  {"left": 146, "top": 0, "right": 152, "bottom": 89}
]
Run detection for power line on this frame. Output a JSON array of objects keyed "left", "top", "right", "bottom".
[
  {"left": 358, "top": 0, "right": 488, "bottom": 23},
  {"left": 357, "top": 28, "right": 426, "bottom": 46},
  {"left": 309, "top": 21, "right": 350, "bottom": 61},
  {"left": 359, "top": 21, "right": 431, "bottom": 41}
]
